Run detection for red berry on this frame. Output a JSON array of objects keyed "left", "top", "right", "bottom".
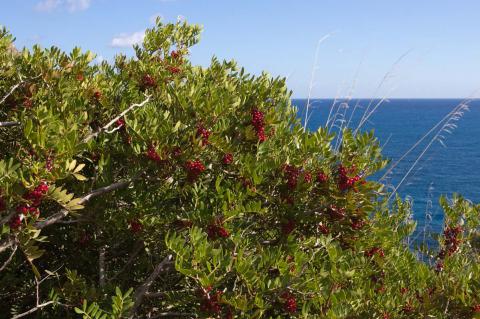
[
  {"left": 251, "top": 108, "right": 267, "bottom": 142},
  {"left": 116, "top": 117, "right": 126, "bottom": 128},
  {"left": 196, "top": 125, "right": 211, "bottom": 146},
  {"left": 45, "top": 156, "right": 54, "bottom": 172},
  {"left": 316, "top": 172, "right": 328, "bottom": 183},
  {"left": 129, "top": 219, "right": 142, "bottom": 234},
  {"left": 170, "top": 50, "right": 180, "bottom": 59},
  {"left": 318, "top": 223, "right": 329, "bottom": 235},
  {"left": 23, "top": 98, "right": 33, "bottom": 108},
  {"left": 142, "top": 74, "right": 156, "bottom": 88},
  {"left": 93, "top": 90, "right": 102, "bottom": 100},
  {"left": 200, "top": 289, "right": 222, "bottom": 314},
  {"left": 185, "top": 160, "right": 206, "bottom": 181},
  {"left": 472, "top": 304, "right": 480, "bottom": 313},
  {"left": 222, "top": 153, "right": 233, "bottom": 165},
  {"left": 167, "top": 66, "right": 181, "bottom": 74},
  {"left": 303, "top": 171, "right": 312, "bottom": 183},
  {"left": 76, "top": 73, "right": 84, "bottom": 82},
  {"left": 283, "top": 164, "right": 300, "bottom": 190},
  {"left": 146, "top": 145, "right": 161, "bottom": 162},
  {"left": 217, "top": 226, "right": 229, "bottom": 238},
  {"left": 281, "top": 292, "right": 297, "bottom": 314},
  {"left": 9, "top": 214, "right": 22, "bottom": 230},
  {"left": 207, "top": 224, "right": 229, "bottom": 240}
]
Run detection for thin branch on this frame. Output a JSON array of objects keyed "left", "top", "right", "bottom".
[
  {"left": 0, "top": 243, "right": 17, "bottom": 272},
  {"left": 83, "top": 95, "right": 151, "bottom": 142},
  {"left": 109, "top": 241, "right": 144, "bottom": 282},
  {"left": 0, "top": 121, "right": 21, "bottom": 128},
  {"left": 0, "top": 82, "right": 22, "bottom": 105},
  {"left": 35, "top": 178, "right": 133, "bottom": 229},
  {"left": 129, "top": 254, "right": 174, "bottom": 318},
  {"left": 10, "top": 301, "right": 54, "bottom": 319},
  {"left": 0, "top": 178, "right": 136, "bottom": 253},
  {"left": 99, "top": 246, "right": 106, "bottom": 287}
]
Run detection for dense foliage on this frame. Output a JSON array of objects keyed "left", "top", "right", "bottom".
[{"left": 1, "top": 20, "right": 480, "bottom": 319}]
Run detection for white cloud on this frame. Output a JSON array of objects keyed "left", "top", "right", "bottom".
[
  {"left": 35, "top": 0, "right": 91, "bottom": 13},
  {"left": 110, "top": 30, "right": 146, "bottom": 48},
  {"left": 66, "top": 0, "right": 91, "bottom": 12},
  {"left": 35, "top": 0, "right": 61, "bottom": 12}
]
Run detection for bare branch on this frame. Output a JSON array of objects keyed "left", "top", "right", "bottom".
[
  {"left": 129, "top": 254, "right": 174, "bottom": 318},
  {"left": 0, "top": 243, "right": 17, "bottom": 272},
  {"left": 0, "top": 82, "right": 22, "bottom": 105},
  {"left": 109, "top": 241, "right": 144, "bottom": 282},
  {"left": 99, "top": 246, "right": 106, "bottom": 287},
  {"left": 0, "top": 121, "right": 21, "bottom": 128},
  {"left": 0, "top": 178, "right": 135, "bottom": 253},
  {"left": 10, "top": 301, "right": 54, "bottom": 319},
  {"left": 35, "top": 178, "right": 133, "bottom": 229},
  {"left": 84, "top": 95, "right": 151, "bottom": 142}
]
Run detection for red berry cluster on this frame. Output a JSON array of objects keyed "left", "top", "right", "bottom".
[
  {"left": 146, "top": 145, "right": 161, "bottom": 162},
  {"left": 280, "top": 291, "right": 297, "bottom": 314},
  {"left": 93, "top": 90, "right": 102, "bottom": 101},
  {"left": 350, "top": 218, "right": 366, "bottom": 230},
  {"left": 116, "top": 117, "right": 126, "bottom": 128},
  {"left": 316, "top": 171, "right": 329, "bottom": 183},
  {"left": 200, "top": 287, "right": 223, "bottom": 314},
  {"left": 222, "top": 153, "right": 233, "bottom": 165},
  {"left": 23, "top": 98, "right": 33, "bottom": 108},
  {"left": 365, "top": 247, "right": 385, "bottom": 258},
  {"left": 170, "top": 50, "right": 181, "bottom": 59},
  {"left": 45, "top": 155, "right": 54, "bottom": 172},
  {"left": 303, "top": 171, "right": 312, "bottom": 183},
  {"left": 337, "top": 164, "right": 361, "bottom": 191},
  {"left": 129, "top": 219, "right": 142, "bottom": 234},
  {"left": 402, "top": 302, "right": 414, "bottom": 314},
  {"left": 196, "top": 125, "right": 211, "bottom": 146},
  {"left": 10, "top": 182, "right": 49, "bottom": 230},
  {"left": 439, "top": 225, "right": 462, "bottom": 258},
  {"left": 142, "top": 74, "right": 156, "bottom": 88},
  {"left": 185, "top": 160, "right": 206, "bottom": 181},
  {"left": 167, "top": 66, "right": 181, "bottom": 74},
  {"left": 472, "top": 304, "right": 480, "bottom": 313},
  {"left": 281, "top": 219, "right": 296, "bottom": 236},
  {"left": 435, "top": 261, "right": 444, "bottom": 272},
  {"left": 318, "top": 223, "right": 329, "bottom": 235},
  {"left": 115, "top": 117, "right": 131, "bottom": 144},
  {"left": 207, "top": 220, "right": 229, "bottom": 240},
  {"left": 251, "top": 108, "right": 266, "bottom": 142},
  {"left": 283, "top": 164, "right": 300, "bottom": 190}
]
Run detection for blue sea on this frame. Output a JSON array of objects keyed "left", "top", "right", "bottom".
[{"left": 294, "top": 99, "right": 480, "bottom": 242}]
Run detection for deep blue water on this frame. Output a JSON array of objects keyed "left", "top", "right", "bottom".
[{"left": 294, "top": 99, "right": 480, "bottom": 240}]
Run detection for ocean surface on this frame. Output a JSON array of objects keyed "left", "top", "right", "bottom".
[{"left": 294, "top": 99, "right": 480, "bottom": 243}]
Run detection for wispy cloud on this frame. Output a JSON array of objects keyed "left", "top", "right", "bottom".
[
  {"left": 110, "top": 30, "right": 146, "bottom": 48},
  {"left": 35, "top": 0, "right": 91, "bottom": 13}
]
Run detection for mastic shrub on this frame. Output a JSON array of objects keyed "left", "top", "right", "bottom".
[{"left": 1, "top": 20, "right": 480, "bottom": 319}]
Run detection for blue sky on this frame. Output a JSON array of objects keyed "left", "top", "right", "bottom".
[{"left": 2, "top": 0, "right": 480, "bottom": 98}]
